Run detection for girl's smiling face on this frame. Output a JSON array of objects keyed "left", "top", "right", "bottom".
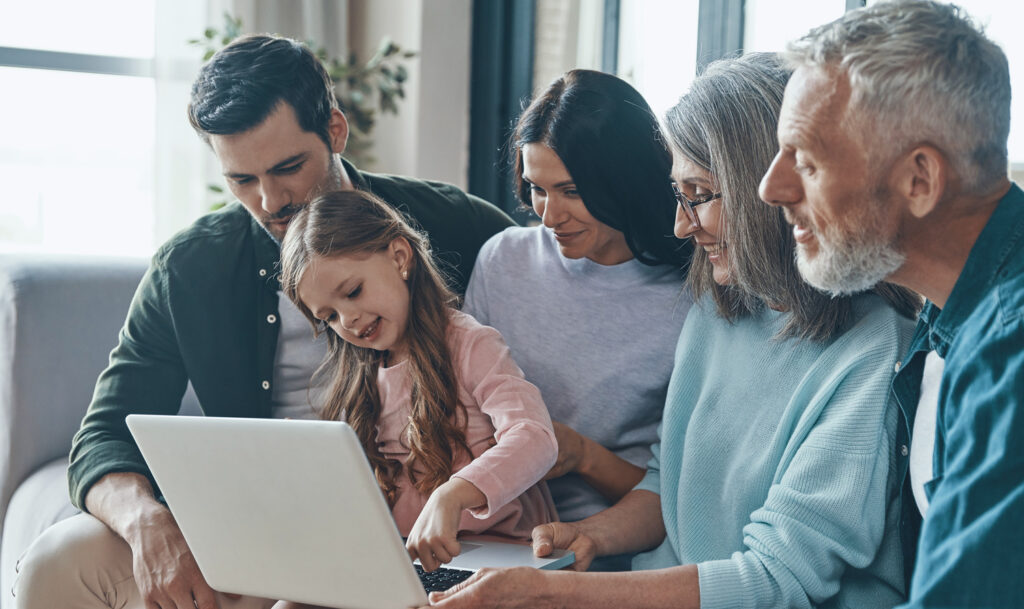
[
  {"left": 297, "top": 238, "right": 413, "bottom": 363},
  {"left": 672, "top": 152, "right": 730, "bottom": 285}
]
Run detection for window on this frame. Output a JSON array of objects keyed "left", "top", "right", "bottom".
[
  {"left": 922, "top": 1, "right": 1024, "bottom": 173},
  {"left": 0, "top": 2, "right": 156, "bottom": 57},
  {"left": 0, "top": 67, "right": 157, "bottom": 254},
  {"left": 617, "top": 0, "right": 701, "bottom": 119},
  {"left": 0, "top": 0, "right": 209, "bottom": 257},
  {"left": 745, "top": 0, "right": 847, "bottom": 54}
]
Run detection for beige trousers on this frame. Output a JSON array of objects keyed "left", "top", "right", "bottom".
[{"left": 13, "top": 514, "right": 276, "bottom": 609}]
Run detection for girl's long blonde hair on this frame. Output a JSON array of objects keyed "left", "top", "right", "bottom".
[{"left": 280, "top": 189, "right": 471, "bottom": 506}]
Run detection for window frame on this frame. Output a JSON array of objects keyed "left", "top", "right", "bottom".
[{"left": 0, "top": 46, "right": 154, "bottom": 78}]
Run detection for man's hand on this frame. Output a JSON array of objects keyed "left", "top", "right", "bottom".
[
  {"left": 406, "top": 478, "right": 486, "bottom": 572},
  {"left": 85, "top": 472, "right": 227, "bottom": 609},
  {"left": 126, "top": 506, "right": 223, "bottom": 609},
  {"left": 544, "top": 422, "right": 589, "bottom": 480},
  {"left": 531, "top": 522, "right": 598, "bottom": 572},
  {"left": 423, "top": 567, "right": 551, "bottom": 609}
]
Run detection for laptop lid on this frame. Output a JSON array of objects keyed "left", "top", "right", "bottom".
[{"left": 126, "top": 415, "right": 571, "bottom": 609}]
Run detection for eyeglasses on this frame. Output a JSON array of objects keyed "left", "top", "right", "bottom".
[{"left": 672, "top": 182, "right": 722, "bottom": 230}]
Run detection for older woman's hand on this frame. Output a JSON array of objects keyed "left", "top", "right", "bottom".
[{"left": 423, "top": 567, "right": 549, "bottom": 608}]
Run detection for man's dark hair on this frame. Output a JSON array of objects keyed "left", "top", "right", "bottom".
[
  {"left": 188, "top": 34, "right": 338, "bottom": 149},
  {"left": 511, "top": 69, "right": 692, "bottom": 269}
]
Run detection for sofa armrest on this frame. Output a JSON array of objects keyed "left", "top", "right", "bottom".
[{"left": 0, "top": 254, "right": 149, "bottom": 536}]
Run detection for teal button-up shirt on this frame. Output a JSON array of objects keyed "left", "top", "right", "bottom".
[
  {"left": 68, "top": 160, "right": 514, "bottom": 509},
  {"left": 892, "top": 182, "right": 1024, "bottom": 608}
]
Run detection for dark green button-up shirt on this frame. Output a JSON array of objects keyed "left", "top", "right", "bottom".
[{"left": 68, "top": 161, "right": 514, "bottom": 508}]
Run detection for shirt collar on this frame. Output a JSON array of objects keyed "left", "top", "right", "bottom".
[
  {"left": 341, "top": 156, "right": 369, "bottom": 191},
  {"left": 921, "top": 182, "right": 1024, "bottom": 355},
  {"left": 251, "top": 156, "right": 369, "bottom": 291}
]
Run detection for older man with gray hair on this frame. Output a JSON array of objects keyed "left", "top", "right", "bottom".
[{"left": 760, "top": 1, "right": 1022, "bottom": 607}]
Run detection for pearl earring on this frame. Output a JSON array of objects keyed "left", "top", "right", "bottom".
[{"left": 402, "top": 269, "right": 408, "bottom": 280}]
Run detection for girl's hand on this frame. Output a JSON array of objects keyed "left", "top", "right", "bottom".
[
  {"left": 531, "top": 521, "right": 599, "bottom": 571},
  {"left": 544, "top": 421, "right": 589, "bottom": 480},
  {"left": 406, "top": 478, "right": 487, "bottom": 572}
]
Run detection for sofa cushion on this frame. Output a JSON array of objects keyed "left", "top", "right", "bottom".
[{"left": 1, "top": 458, "right": 78, "bottom": 607}]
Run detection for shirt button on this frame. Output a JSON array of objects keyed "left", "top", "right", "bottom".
[
  {"left": 258, "top": 268, "right": 267, "bottom": 277},
  {"left": 894, "top": 360, "right": 902, "bottom": 373},
  {"left": 900, "top": 445, "right": 909, "bottom": 457},
  {"left": 266, "top": 314, "right": 277, "bottom": 324},
  {"left": 261, "top": 380, "right": 271, "bottom": 390}
]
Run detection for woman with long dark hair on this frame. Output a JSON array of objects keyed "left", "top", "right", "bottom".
[{"left": 463, "top": 70, "right": 693, "bottom": 570}]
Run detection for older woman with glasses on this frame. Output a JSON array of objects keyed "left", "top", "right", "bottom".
[{"left": 426, "top": 53, "right": 920, "bottom": 609}]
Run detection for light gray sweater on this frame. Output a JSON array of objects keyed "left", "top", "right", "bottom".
[{"left": 463, "top": 226, "right": 690, "bottom": 523}]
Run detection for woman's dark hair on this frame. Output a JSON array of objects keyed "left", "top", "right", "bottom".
[
  {"left": 188, "top": 34, "right": 337, "bottom": 150},
  {"left": 511, "top": 69, "right": 692, "bottom": 269},
  {"left": 665, "top": 53, "right": 920, "bottom": 340}
]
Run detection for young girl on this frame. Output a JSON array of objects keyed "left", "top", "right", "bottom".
[{"left": 278, "top": 189, "right": 558, "bottom": 575}]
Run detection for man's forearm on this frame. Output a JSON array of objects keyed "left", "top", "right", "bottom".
[
  {"left": 84, "top": 472, "right": 170, "bottom": 544},
  {"left": 576, "top": 437, "right": 646, "bottom": 502}
]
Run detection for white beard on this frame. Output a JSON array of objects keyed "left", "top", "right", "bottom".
[{"left": 796, "top": 226, "right": 905, "bottom": 295}]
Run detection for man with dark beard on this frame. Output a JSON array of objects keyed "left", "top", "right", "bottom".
[{"left": 13, "top": 34, "right": 513, "bottom": 609}]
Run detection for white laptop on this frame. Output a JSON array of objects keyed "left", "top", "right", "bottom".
[{"left": 125, "top": 415, "right": 573, "bottom": 609}]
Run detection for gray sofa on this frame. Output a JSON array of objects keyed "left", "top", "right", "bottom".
[{"left": 0, "top": 254, "right": 199, "bottom": 608}]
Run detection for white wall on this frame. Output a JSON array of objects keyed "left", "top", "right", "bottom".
[{"left": 348, "top": 0, "right": 472, "bottom": 189}]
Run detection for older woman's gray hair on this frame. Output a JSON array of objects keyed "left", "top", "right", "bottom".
[
  {"left": 664, "top": 53, "right": 919, "bottom": 340},
  {"left": 785, "top": 0, "right": 1010, "bottom": 194}
]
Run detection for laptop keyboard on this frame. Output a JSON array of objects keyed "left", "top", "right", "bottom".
[{"left": 415, "top": 563, "right": 475, "bottom": 592}]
